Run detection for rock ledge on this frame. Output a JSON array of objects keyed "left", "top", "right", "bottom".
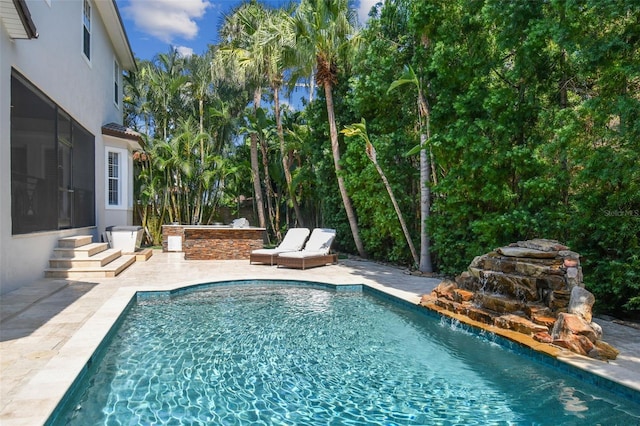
[{"left": 420, "top": 239, "right": 618, "bottom": 360}]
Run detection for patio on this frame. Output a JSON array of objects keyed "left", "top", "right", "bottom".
[{"left": 1, "top": 250, "right": 639, "bottom": 425}]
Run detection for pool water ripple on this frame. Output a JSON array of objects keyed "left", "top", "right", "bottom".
[{"left": 55, "top": 285, "right": 640, "bottom": 425}]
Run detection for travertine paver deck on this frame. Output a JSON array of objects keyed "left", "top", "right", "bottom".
[{"left": 1, "top": 250, "right": 639, "bottom": 425}]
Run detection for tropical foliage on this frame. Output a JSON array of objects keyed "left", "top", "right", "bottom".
[{"left": 124, "top": 0, "right": 639, "bottom": 317}]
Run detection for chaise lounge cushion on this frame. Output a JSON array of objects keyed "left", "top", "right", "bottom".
[
  {"left": 298, "top": 228, "right": 335, "bottom": 253},
  {"left": 277, "top": 228, "right": 337, "bottom": 269},
  {"left": 250, "top": 228, "right": 310, "bottom": 265}
]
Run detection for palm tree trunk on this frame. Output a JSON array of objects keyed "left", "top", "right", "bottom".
[
  {"left": 198, "top": 98, "right": 206, "bottom": 223},
  {"left": 198, "top": 98, "right": 204, "bottom": 135},
  {"left": 324, "top": 82, "right": 366, "bottom": 258},
  {"left": 419, "top": 134, "right": 433, "bottom": 272},
  {"left": 251, "top": 88, "right": 267, "bottom": 228},
  {"left": 418, "top": 88, "right": 435, "bottom": 272},
  {"left": 368, "top": 143, "right": 419, "bottom": 266},
  {"left": 260, "top": 132, "right": 277, "bottom": 241},
  {"left": 417, "top": 89, "right": 433, "bottom": 273},
  {"left": 274, "top": 85, "right": 304, "bottom": 227}
]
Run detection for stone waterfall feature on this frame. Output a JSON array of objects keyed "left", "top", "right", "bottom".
[{"left": 420, "top": 239, "right": 619, "bottom": 360}]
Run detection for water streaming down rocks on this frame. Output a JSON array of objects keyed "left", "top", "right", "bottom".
[{"left": 420, "top": 239, "right": 619, "bottom": 360}]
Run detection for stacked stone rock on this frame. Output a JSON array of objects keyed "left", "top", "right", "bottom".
[{"left": 420, "top": 239, "right": 619, "bottom": 360}]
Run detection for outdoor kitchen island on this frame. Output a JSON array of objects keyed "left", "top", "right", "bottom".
[{"left": 162, "top": 224, "right": 266, "bottom": 260}]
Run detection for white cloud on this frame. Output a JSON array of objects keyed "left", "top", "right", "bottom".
[
  {"left": 124, "top": 0, "right": 211, "bottom": 43},
  {"left": 357, "top": 0, "right": 379, "bottom": 25},
  {"left": 280, "top": 99, "right": 295, "bottom": 111},
  {"left": 175, "top": 46, "right": 194, "bottom": 58}
]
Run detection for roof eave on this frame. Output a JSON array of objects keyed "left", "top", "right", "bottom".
[
  {"left": 3, "top": 0, "right": 38, "bottom": 39},
  {"left": 14, "top": 0, "right": 38, "bottom": 38},
  {"left": 102, "top": 122, "right": 144, "bottom": 151}
]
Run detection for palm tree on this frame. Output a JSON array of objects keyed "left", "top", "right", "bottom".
[
  {"left": 184, "top": 53, "right": 213, "bottom": 136},
  {"left": 342, "top": 119, "right": 419, "bottom": 267},
  {"left": 183, "top": 53, "right": 216, "bottom": 225},
  {"left": 255, "top": 8, "right": 305, "bottom": 227},
  {"left": 122, "top": 63, "right": 153, "bottom": 136},
  {"left": 388, "top": 65, "right": 433, "bottom": 273},
  {"left": 147, "top": 49, "right": 187, "bottom": 141},
  {"left": 242, "top": 107, "right": 279, "bottom": 236},
  {"left": 293, "top": 0, "right": 366, "bottom": 258},
  {"left": 152, "top": 136, "right": 187, "bottom": 224},
  {"left": 218, "top": 0, "right": 270, "bottom": 229}
]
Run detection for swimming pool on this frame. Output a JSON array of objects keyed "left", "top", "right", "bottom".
[{"left": 49, "top": 282, "right": 640, "bottom": 424}]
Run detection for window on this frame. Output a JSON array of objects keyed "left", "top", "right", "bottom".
[
  {"left": 10, "top": 71, "right": 95, "bottom": 234},
  {"left": 107, "top": 151, "right": 120, "bottom": 205},
  {"left": 114, "top": 60, "right": 120, "bottom": 106},
  {"left": 82, "top": 0, "right": 91, "bottom": 61},
  {"left": 106, "top": 147, "right": 128, "bottom": 209}
]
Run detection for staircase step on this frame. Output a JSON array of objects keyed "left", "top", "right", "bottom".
[
  {"left": 135, "top": 248, "right": 153, "bottom": 261},
  {"left": 52, "top": 243, "right": 109, "bottom": 259},
  {"left": 57, "top": 235, "right": 93, "bottom": 248},
  {"left": 44, "top": 255, "right": 136, "bottom": 279},
  {"left": 48, "top": 249, "right": 122, "bottom": 269}
]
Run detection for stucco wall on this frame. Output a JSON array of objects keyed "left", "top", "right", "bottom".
[
  {"left": 1, "top": 1, "right": 130, "bottom": 294},
  {"left": 102, "top": 137, "right": 136, "bottom": 232}
]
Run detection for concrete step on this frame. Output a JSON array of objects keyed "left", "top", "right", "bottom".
[
  {"left": 134, "top": 248, "right": 153, "bottom": 261},
  {"left": 44, "top": 255, "right": 136, "bottom": 279},
  {"left": 57, "top": 235, "right": 93, "bottom": 248},
  {"left": 52, "top": 243, "right": 109, "bottom": 259},
  {"left": 48, "top": 249, "right": 121, "bottom": 269}
]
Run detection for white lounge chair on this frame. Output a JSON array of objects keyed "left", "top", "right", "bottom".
[
  {"left": 249, "top": 228, "right": 310, "bottom": 265},
  {"left": 277, "top": 228, "right": 337, "bottom": 269}
]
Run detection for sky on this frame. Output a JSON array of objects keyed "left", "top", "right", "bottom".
[{"left": 114, "top": 0, "right": 378, "bottom": 61}]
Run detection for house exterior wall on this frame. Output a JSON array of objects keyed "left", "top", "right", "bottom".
[
  {"left": 0, "top": 0, "right": 134, "bottom": 294},
  {"left": 103, "top": 136, "right": 136, "bottom": 231}
]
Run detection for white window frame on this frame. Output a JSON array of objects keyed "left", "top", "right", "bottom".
[
  {"left": 113, "top": 59, "right": 121, "bottom": 108},
  {"left": 82, "top": 0, "right": 92, "bottom": 64},
  {"left": 105, "top": 147, "right": 128, "bottom": 210}
]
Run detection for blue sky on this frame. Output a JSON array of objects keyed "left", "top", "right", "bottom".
[{"left": 114, "top": 0, "right": 377, "bottom": 61}]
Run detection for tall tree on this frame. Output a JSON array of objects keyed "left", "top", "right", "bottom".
[
  {"left": 388, "top": 65, "right": 433, "bottom": 273},
  {"left": 293, "top": 0, "right": 366, "bottom": 257},
  {"left": 243, "top": 107, "right": 279, "bottom": 236},
  {"left": 255, "top": 8, "right": 305, "bottom": 226},
  {"left": 218, "top": 0, "right": 269, "bottom": 230},
  {"left": 342, "top": 119, "right": 419, "bottom": 266},
  {"left": 184, "top": 53, "right": 213, "bottom": 136},
  {"left": 123, "top": 61, "right": 153, "bottom": 136},
  {"left": 147, "top": 49, "right": 187, "bottom": 140}
]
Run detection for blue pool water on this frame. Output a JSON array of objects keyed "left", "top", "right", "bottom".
[{"left": 51, "top": 283, "right": 640, "bottom": 425}]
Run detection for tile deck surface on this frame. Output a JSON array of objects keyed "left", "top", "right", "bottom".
[{"left": 1, "top": 251, "right": 639, "bottom": 425}]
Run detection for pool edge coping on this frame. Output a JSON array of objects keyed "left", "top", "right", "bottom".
[{"left": 28, "top": 279, "right": 640, "bottom": 425}]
